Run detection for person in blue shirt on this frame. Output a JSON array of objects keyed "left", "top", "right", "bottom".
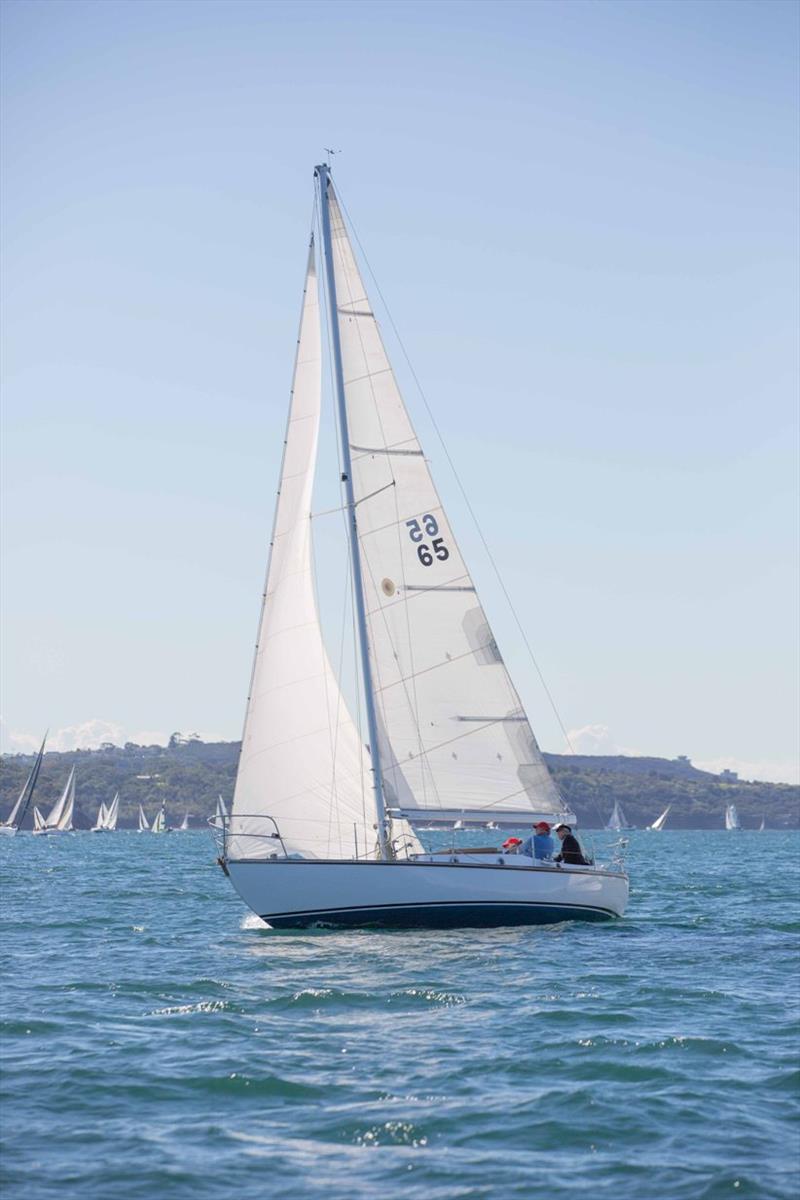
[{"left": 520, "top": 821, "right": 555, "bottom": 861}]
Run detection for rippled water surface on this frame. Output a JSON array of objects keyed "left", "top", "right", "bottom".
[{"left": 1, "top": 830, "right": 798, "bottom": 1199}]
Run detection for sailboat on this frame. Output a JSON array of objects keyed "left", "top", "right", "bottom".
[
  {"left": 647, "top": 804, "right": 671, "bottom": 832},
  {"left": 91, "top": 793, "right": 119, "bottom": 832},
  {"left": 150, "top": 806, "right": 168, "bottom": 833},
  {"left": 606, "top": 800, "right": 634, "bottom": 831},
  {"left": 34, "top": 766, "right": 75, "bottom": 835},
  {"left": 177, "top": 811, "right": 190, "bottom": 831},
  {"left": 217, "top": 165, "right": 628, "bottom": 928},
  {"left": 758, "top": 816, "right": 765, "bottom": 832},
  {"left": 137, "top": 804, "right": 150, "bottom": 832},
  {"left": 0, "top": 734, "right": 47, "bottom": 835},
  {"left": 725, "top": 804, "right": 741, "bottom": 831},
  {"left": 32, "top": 807, "right": 46, "bottom": 833}
]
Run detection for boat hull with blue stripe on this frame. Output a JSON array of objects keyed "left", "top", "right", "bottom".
[{"left": 225, "top": 856, "right": 628, "bottom": 930}]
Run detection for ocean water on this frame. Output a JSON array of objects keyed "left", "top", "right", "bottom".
[{"left": 1, "top": 829, "right": 798, "bottom": 1200}]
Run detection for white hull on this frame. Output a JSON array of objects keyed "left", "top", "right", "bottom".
[
  {"left": 225, "top": 857, "right": 628, "bottom": 929},
  {"left": 0, "top": 825, "right": 17, "bottom": 837}
]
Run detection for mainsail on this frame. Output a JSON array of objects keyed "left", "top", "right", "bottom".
[
  {"left": 230, "top": 241, "right": 377, "bottom": 860},
  {"left": 92, "top": 802, "right": 109, "bottom": 831},
  {"left": 649, "top": 805, "right": 670, "bottom": 832},
  {"left": 138, "top": 805, "right": 150, "bottom": 832},
  {"left": 606, "top": 800, "right": 630, "bottom": 831},
  {"left": 325, "top": 185, "right": 566, "bottom": 826}
]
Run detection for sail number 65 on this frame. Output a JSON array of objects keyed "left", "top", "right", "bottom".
[{"left": 406, "top": 514, "right": 450, "bottom": 566}]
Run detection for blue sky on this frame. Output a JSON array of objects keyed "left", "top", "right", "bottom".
[{"left": 1, "top": 0, "right": 798, "bottom": 782}]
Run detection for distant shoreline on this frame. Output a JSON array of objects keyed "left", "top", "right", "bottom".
[{"left": 1, "top": 739, "right": 797, "bottom": 830}]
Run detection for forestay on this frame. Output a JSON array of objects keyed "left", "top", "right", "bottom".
[
  {"left": 327, "top": 186, "right": 566, "bottom": 825},
  {"left": 229, "top": 242, "right": 379, "bottom": 860}
]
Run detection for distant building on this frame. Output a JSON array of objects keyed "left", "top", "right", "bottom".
[
  {"left": 719, "top": 769, "right": 739, "bottom": 782},
  {"left": 676, "top": 755, "right": 691, "bottom": 764}
]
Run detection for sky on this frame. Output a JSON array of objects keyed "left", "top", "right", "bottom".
[{"left": 1, "top": 0, "right": 798, "bottom": 783}]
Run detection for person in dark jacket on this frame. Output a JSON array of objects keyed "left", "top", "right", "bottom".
[{"left": 553, "top": 824, "right": 588, "bottom": 865}]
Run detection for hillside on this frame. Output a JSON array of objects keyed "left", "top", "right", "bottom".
[{"left": 1, "top": 737, "right": 797, "bottom": 830}]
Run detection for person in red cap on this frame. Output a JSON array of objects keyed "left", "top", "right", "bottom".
[{"left": 520, "top": 821, "right": 555, "bottom": 861}]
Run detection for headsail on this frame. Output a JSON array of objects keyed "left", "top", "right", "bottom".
[
  {"left": 324, "top": 184, "right": 568, "bottom": 827},
  {"left": 229, "top": 239, "right": 379, "bottom": 860}
]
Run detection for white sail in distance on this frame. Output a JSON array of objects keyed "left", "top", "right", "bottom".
[
  {"left": 92, "top": 802, "right": 109, "bottom": 831},
  {"left": 229, "top": 240, "right": 379, "bottom": 861},
  {"left": 44, "top": 767, "right": 75, "bottom": 831},
  {"left": 138, "top": 805, "right": 150, "bottom": 832},
  {"left": 649, "top": 805, "right": 670, "bottom": 831},
  {"left": 105, "top": 794, "right": 120, "bottom": 830},
  {"left": 56, "top": 775, "right": 75, "bottom": 831},
  {"left": 607, "top": 801, "right": 628, "bottom": 831},
  {"left": 1, "top": 734, "right": 47, "bottom": 831},
  {"left": 325, "top": 184, "right": 567, "bottom": 826}
]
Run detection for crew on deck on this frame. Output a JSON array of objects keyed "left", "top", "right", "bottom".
[
  {"left": 520, "top": 821, "right": 555, "bottom": 861},
  {"left": 553, "top": 823, "right": 589, "bottom": 865}
]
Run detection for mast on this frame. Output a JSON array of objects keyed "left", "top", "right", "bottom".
[{"left": 315, "top": 162, "right": 390, "bottom": 860}]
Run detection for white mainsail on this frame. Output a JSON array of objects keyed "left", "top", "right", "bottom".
[
  {"left": 105, "top": 794, "right": 119, "bottom": 831},
  {"left": 606, "top": 800, "right": 630, "bottom": 831},
  {"left": 326, "top": 186, "right": 567, "bottom": 827},
  {"left": 40, "top": 766, "right": 75, "bottom": 832},
  {"left": 725, "top": 804, "right": 740, "bottom": 831},
  {"left": 91, "top": 802, "right": 109, "bottom": 831},
  {"left": 178, "top": 811, "right": 189, "bottom": 831},
  {"left": 33, "top": 806, "right": 45, "bottom": 832},
  {"left": 137, "top": 804, "right": 150, "bottom": 832},
  {"left": 229, "top": 241, "right": 380, "bottom": 861},
  {"left": 648, "top": 804, "right": 670, "bottom": 832},
  {"left": 56, "top": 774, "right": 75, "bottom": 831},
  {"left": 151, "top": 806, "right": 167, "bottom": 833}
]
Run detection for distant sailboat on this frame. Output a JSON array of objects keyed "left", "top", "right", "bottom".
[
  {"left": 91, "top": 802, "right": 109, "bottom": 832},
  {"left": 150, "top": 806, "right": 168, "bottom": 833},
  {"left": 34, "top": 766, "right": 75, "bottom": 835},
  {"left": 725, "top": 804, "right": 741, "bottom": 831},
  {"left": 92, "top": 794, "right": 119, "bottom": 832},
  {"left": 137, "top": 805, "right": 150, "bottom": 832},
  {"left": 0, "top": 733, "right": 47, "bottom": 835},
  {"left": 758, "top": 816, "right": 765, "bottom": 832},
  {"left": 648, "top": 805, "right": 671, "bottom": 832},
  {"left": 178, "top": 811, "right": 190, "bottom": 831},
  {"left": 606, "top": 801, "right": 634, "bottom": 832}
]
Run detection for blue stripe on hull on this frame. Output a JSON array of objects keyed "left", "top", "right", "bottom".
[{"left": 262, "top": 900, "right": 617, "bottom": 930}]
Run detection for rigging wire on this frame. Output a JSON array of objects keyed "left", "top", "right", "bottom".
[{"left": 334, "top": 184, "right": 577, "bottom": 757}]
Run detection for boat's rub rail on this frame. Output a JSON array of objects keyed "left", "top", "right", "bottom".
[{"left": 224, "top": 856, "right": 627, "bottom": 882}]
